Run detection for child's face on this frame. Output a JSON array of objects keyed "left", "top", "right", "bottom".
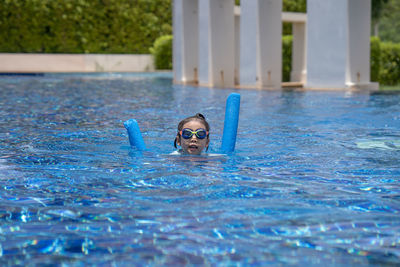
[{"left": 177, "top": 120, "right": 209, "bottom": 155}]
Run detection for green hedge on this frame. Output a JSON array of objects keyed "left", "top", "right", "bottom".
[
  {"left": 150, "top": 35, "right": 173, "bottom": 70},
  {"left": 370, "top": 37, "right": 400, "bottom": 86},
  {"left": 0, "top": 0, "right": 172, "bottom": 54},
  {"left": 370, "top": 36, "right": 381, "bottom": 82},
  {"left": 378, "top": 41, "right": 400, "bottom": 85}
]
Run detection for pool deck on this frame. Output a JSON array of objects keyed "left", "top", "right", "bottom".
[{"left": 0, "top": 53, "right": 154, "bottom": 73}]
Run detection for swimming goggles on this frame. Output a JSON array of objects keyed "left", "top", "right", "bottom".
[{"left": 180, "top": 128, "right": 208, "bottom": 139}]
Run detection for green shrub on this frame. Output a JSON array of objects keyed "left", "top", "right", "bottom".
[
  {"left": 370, "top": 36, "right": 381, "bottom": 82},
  {"left": 282, "top": 35, "right": 293, "bottom": 82},
  {"left": 0, "top": 0, "right": 172, "bottom": 54},
  {"left": 379, "top": 41, "right": 400, "bottom": 86},
  {"left": 150, "top": 35, "right": 173, "bottom": 70}
]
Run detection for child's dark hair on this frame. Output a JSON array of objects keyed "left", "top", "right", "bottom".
[{"left": 174, "top": 113, "right": 210, "bottom": 149}]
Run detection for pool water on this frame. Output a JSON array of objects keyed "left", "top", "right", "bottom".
[{"left": 0, "top": 73, "right": 399, "bottom": 266}]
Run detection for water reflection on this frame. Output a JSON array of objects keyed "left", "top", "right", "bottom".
[{"left": 0, "top": 73, "right": 399, "bottom": 265}]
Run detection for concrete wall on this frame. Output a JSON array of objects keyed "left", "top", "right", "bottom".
[{"left": 0, "top": 54, "right": 154, "bottom": 73}]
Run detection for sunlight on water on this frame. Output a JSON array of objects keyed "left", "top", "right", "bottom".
[{"left": 0, "top": 73, "right": 399, "bottom": 265}]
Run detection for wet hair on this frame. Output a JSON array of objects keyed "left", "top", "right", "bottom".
[{"left": 174, "top": 113, "right": 210, "bottom": 149}]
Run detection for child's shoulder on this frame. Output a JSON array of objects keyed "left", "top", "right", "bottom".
[
  {"left": 169, "top": 150, "right": 224, "bottom": 157},
  {"left": 169, "top": 150, "right": 182, "bottom": 155}
]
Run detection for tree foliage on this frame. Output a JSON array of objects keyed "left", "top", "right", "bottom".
[
  {"left": 372, "top": 0, "right": 389, "bottom": 20},
  {"left": 376, "top": 0, "right": 400, "bottom": 43}
]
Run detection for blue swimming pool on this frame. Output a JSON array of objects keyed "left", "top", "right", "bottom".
[{"left": 0, "top": 73, "right": 399, "bottom": 266}]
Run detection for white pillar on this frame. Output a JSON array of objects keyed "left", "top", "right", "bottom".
[
  {"left": 239, "top": 0, "right": 282, "bottom": 89},
  {"left": 198, "top": 0, "right": 211, "bottom": 86},
  {"left": 234, "top": 6, "right": 240, "bottom": 85},
  {"left": 347, "top": 0, "right": 371, "bottom": 85},
  {"left": 172, "top": 0, "right": 198, "bottom": 84},
  {"left": 199, "top": 0, "right": 235, "bottom": 88},
  {"left": 239, "top": 0, "right": 258, "bottom": 87},
  {"left": 291, "top": 22, "right": 306, "bottom": 83},
  {"left": 258, "top": 0, "right": 282, "bottom": 89},
  {"left": 306, "top": 0, "right": 376, "bottom": 90},
  {"left": 306, "top": 0, "right": 348, "bottom": 89}
]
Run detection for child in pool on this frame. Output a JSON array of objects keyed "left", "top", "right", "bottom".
[{"left": 174, "top": 113, "right": 210, "bottom": 155}]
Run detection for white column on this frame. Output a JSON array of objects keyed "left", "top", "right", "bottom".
[
  {"left": 291, "top": 22, "right": 306, "bottom": 83},
  {"left": 347, "top": 0, "right": 371, "bottom": 85},
  {"left": 306, "top": 0, "right": 348, "bottom": 89},
  {"left": 239, "top": 0, "right": 258, "bottom": 87},
  {"left": 258, "top": 0, "right": 282, "bottom": 89},
  {"left": 239, "top": 0, "right": 282, "bottom": 89},
  {"left": 198, "top": 0, "right": 211, "bottom": 86},
  {"left": 234, "top": 6, "right": 240, "bottom": 85},
  {"left": 306, "top": 0, "right": 376, "bottom": 89},
  {"left": 173, "top": 0, "right": 183, "bottom": 83},
  {"left": 198, "top": 0, "right": 235, "bottom": 88},
  {"left": 172, "top": 0, "right": 198, "bottom": 84}
]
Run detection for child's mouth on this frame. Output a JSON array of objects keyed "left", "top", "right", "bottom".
[{"left": 188, "top": 144, "right": 198, "bottom": 149}]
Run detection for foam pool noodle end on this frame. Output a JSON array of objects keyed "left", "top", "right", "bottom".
[
  {"left": 124, "top": 119, "right": 146, "bottom": 150},
  {"left": 221, "top": 93, "right": 241, "bottom": 153}
]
